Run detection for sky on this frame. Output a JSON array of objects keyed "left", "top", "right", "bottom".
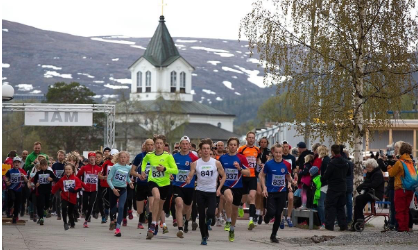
[{"left": 1, "top": 0, "right": 256, "bottom": 40}]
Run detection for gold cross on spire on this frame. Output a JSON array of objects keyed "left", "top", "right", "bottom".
[{"left": 160, "top": 0, "right": 167, "bottom": 15}]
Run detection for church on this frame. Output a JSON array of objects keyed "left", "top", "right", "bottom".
[{"left": 115, "top": 15, "right": 238, "bottom": 151}]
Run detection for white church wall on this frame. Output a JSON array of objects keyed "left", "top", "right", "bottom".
[{"left": 188, "top": 115, "right": 234, "bottom": 132}]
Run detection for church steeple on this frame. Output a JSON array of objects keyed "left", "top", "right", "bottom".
[{"left": 142, "top": 16, "right": 180, "bottom": 67}]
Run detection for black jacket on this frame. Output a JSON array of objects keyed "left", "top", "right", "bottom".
[
  {"left": 356, "top": 167, "right": 385, "bottom": 200},
  {"left": 320, "top": 155, "right": 331, "bottom": 186},
  {"left": 297, "top": 150, "right": 313, "bottom": 170},
  {"left": 341, "top": 153, "right": 354, "bottom": 193},
  {"left": 320, "top": 155, "right": 350, "bottom": 193}
]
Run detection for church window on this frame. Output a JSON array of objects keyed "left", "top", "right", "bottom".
[
  {"left": 146, "top": 71, "right": 151, "bottom": 92},
  {"left": 180, "top": 72, "right": 186, "bottom": 93},
  {"left": 217, "top": 122, "right": 222, "bottom": 128},
  {"left": 136, "top": 71, "right": 142, "bottom": 93},
  {"left": 170, "top": 71, "right": 177, "bottom": 93}
]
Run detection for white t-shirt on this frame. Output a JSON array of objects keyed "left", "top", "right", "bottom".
[{"left": 195, "top": 158, "right": 218, "bottom": 193}]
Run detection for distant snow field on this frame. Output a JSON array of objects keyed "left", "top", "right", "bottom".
[
  {"left": 232, "top": 76, "right": 238, "bottom": 79},
  {"left": 202, "top": 89, "right": 216, "bottom": 95},
  {"left": 130, "top": 45, "right": 146, "bottom": 49},
  {"left": 44, "top": 71, "right": 72, "bottom": 79},
  {"left": 91, "top": 38, "right": 135, "bottom": 45},
  {"left": 104, "top": 84, "right": 129, "bottom": 89},
  {"left": 222, "top": 66, "right": 243, "bottom": 74},
  {"left": 235, "top": 92, "right": 241, "bottom": 95},
  {"left": 77, "top": 73, "right": 95, "bottom": 78},
  {"left": 213, "top": 70, "right": 218, "bottom": 72},
  {"left": 222, "top": 81, "right": 234, "bottom": 90},
  {"left": 2, "top": 63, "right": 10, "bottom": 68},
  {"left": 41, "top": 65, "right": 62, "bottom": 70},
  {"left": 207, "top": 61, "right": 221, "bottom": 66},
  {"left": 191, "top": 47, "right": 234, "bottom": 57},
  {"left": 16, "top": 84, "right": 33, "bottom": 91},
  {"left": 93, "top": 80, "right": 105, "bottom": 84},
  {"left": 30, "top": 90, "right": 42, "bottom": 94},
  {"left": 53, "top": 57, "right": 60, "bottom": 59},
  {"left": 2, "top": 29, "right": 9, "bottom": 32},
  {"left": 176, "top": 39, "right": 197, "bottom": 43},
  {"left": 112, "top": 58, "right": 119, "bottom": 61},
  {"left": 191, "top": 90, "right": 196, "bottom": 95},
  {"left": 175, "top": 44, "right": 186, "bottom": 48},
  {"left": 83, "top": 56, "right": 87, "bottom": 59},
  {"left": 109, "top": 77, "right": 131, "bottom": 84},
  {"left": 216, "top": 97, "right": 223, "bottom": 101},
  {"left": 2, "top": 77, "right": 7, "bottom": 80},
  {"left": 192, "top": 73, "right": 198, "bottom": 76}
]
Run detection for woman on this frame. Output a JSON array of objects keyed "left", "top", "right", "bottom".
[
  {"left": 255, "top": 137, "right": 270, "bottom": 224},
  {"left": 350, "top": 158, "right": 384, "bottom": 231}
]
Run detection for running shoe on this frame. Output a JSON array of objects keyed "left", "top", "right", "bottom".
[
  {"left": 147, "top": 224, "right": 155, "bottom": 239},
  {"left": 173, "top": 219, "right": 178, "bottom": 227},
  {"left": 206, "top": 219, "right": 212, "bottom": 231},
  {"left": 257, "top": 215, "right": 263, "bottom": 225},
  {"left": 201, "top": 237, "right": 207, "bottom": 245},
  {"left": 184, "top": 220, "right": 189, "bottom": 233},
  {"left": 224, "top": 221, "right": 231, "bottom": 231},
  {"left": 33, "top": 215, "right": 37, "bottom": 223},
  {"left": 163, "top": 226, "right": 169, "bottom": 234},
  {"left": 238, "top": 207, "right": 244, "bottom": 218},
  {"left": 286, "top": 217, "right": 293, "bottom": 227},
  {"left": 248, "top": 220, "right": 255, "bottom": 230},
  {"left": 64, "top": 223, "right": 69, "bottom": 231},
  {"left": 159, "top": 221, "right": 163, "bottom": 228},
  {"left": 123, "top": 218, "right": 127, "bottom": 226},
  {"left": 40, "top": 218, "right": 44, "bottom": 225},
  {"left": 137, "top": 222, "right": 144, "bottom": 229},
  {"left": 109, "top": 221, "right": 116, "bottom": 230},
  {"left": 83, "top": 221, "right": 89, "bottom": 228},
  {"left": 101, "top": 216, "right": 107, "bottom": 224},
  {"left": 228, "top": 230, "right": 235, "bottom": 242},
  {"left": 192, "top": 221, "right": 198, "bottom": 231},
  {"left": 128, "top": 210, "right": 133, "bottom": 220},
  {"left": 216, "top": 217, "right": 222, "bottom": 227},
  {"left": 93, "top": 213, "right": 99, "bottom": 219},
  {"left": 270, "top": 218, "right": 275, "bottom": 223},
  {"left": 154, "top": 224, "right": 159, "bottom": 235},
  {"left": 177, "top": 230, "right": 184, "bottom": 238},
  {"left": 115, "top": 228, "right": 121, "bottom": 237},
  {"left": 280, "top": 217, "right": 285, "bottom": 229},
  {"left": 12, "top": 217, "right": 17, "bottom": 224},
  {"left": 270, "top": 235, "right": 279, "bottom": 243}
]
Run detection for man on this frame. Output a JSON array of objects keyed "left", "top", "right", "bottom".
[
  {"left": 219, "top": 137, "right": 250, "bottom": 242},
  {"left": 214, "top": 141, "right": 225, "bottom": 160},
  {"left": 20, "top": 150, "right": 28, "bottom": 169},
  {"left": 296, "top": 142, "right": 313, "bottom": 171},
  {"left": 93, "top": 151, "right": 105, "bottom": 220},
  {"left": 172, "top": 136, "right": 199, "bottom": 238},
  {"left": 281, "top": 141, "right": 297, "bottom": 228},
  {"left": 52, "top": 150, "right": 66, "bottom": 220},
  {"left": 259, "top": 144, "right": 294, "bottom": 243},
  {"left": 24, "top": 142, "right": 48, "bottom": 173},
  {"left": 141, "top": 135, "right": 178, "bottom": 240},
  {"left": 237, "top": 132, "right": 260, "bottom": 230},
  {"left": 76, "top": 152, "right": 101, "bottom": 228},
  {"left": 130, "top": 139, "right": 154, "bottom": 230},
  {"left": 186, "top": 138, "right": 226, "bottom": 245},
  {"left": 98, "top": 149, "right": 118, "bottom": 224},
  {"left": 320, "top": 144, "right": 350, "bottom": 231},
  {"left": 19, "top": 150, "right": 29, "bottom": 217},
  {"left": 103, "top": 147, "right": 111, "bottom": 160}
]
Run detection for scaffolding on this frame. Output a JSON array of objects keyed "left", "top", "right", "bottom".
[{"left": 2, "top": 103, "right": 116, "bottom": 148}]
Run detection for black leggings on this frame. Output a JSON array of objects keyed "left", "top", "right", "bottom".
[
  {"left": 123, "top": 187, "right": 134, "bottom": 218},
  {"left": 83, "top": 191, "right": 97, "bottom": 221},
  {"left": 7, "top": 190, "right": 22, "bottom": 218},
  {"left": 37, "top": 192, "right": 51, "bottom": 219},
  {"left": 62, "top": 199, "right": 75, "bottom": 226},
  {"left": 195, "top": 190, "right": 216, "bottom": 238},
  {"left": 163, "top": 185, "right": 176, "bottom": 219},
  {"left": 265, "top": 192, "right": 286, "bottom": 236},
  {"left": 192, "top": 191, "right": 198, "bottom": 222}
]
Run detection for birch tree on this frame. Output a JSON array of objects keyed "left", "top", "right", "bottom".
[{"left": 240, "top": 0, "right": 418, "bottom": 191}]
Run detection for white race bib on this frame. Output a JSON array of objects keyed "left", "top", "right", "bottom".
[
  {"left": 107, "top": 165, "right": 113, "bottom": 176},
  {"left": 63, "top": 180, "right": 75, "bottom": 192},
  {"left": 55, "top": 170, "right": 64, "bottom": 178},
  {"left": 151, "top": 167, "right": 165, "bottom": 178},
  {"left": 114, "top": 169, "right": 128, "bottom": 182},
  {"left": 176, "top": 170, "right": 189, "bottom": 182},
  {"left": 10, "top": 173, "right": 21, "bottom": 184},
  {"left": 247, "top": 156, "right": 256, "bottom": 168},
  {"left": 272, "top": 175, "right": 285, "bottom": 187},
  {"left": 225, "top": 168, "right": 238, "bottom": 181},
  {"left": 39, "top": 174, "right": 50, "bottom": 184},
  {"left": 85, "top": 174, "right": 98, "bottom": 184}
]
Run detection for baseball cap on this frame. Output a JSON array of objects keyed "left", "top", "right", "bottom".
[
  {"left": 110, "top": 149, "right": 119, "bottom": 156},
  {"left": 13, "top": 157, "right": 22, "bottom": 163},
  {"left": 297, "top": 142, "right": 306, "bottom": 148},
  {"left": 179, "top": 135, "right": 190, "bottom": 143},
  {"left": 88, "top": 152, "right": 96, "bottom": 158}
]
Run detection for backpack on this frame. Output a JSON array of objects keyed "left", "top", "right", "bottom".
[{"left": 400, "top": 160, "right": 418, "bottom": 191}]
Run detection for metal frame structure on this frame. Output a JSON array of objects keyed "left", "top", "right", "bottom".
[{"left": 2, "top": 103, "right": 116, "bottom": 148}]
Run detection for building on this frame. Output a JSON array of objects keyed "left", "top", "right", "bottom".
[{"left": 115, "top": 15, "right": 238, "bottom": 152}]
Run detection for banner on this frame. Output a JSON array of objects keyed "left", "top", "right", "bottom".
[
  {"left": 25, "top": 111, "right": 93, "bottom": 126},
  {"left": 2, "top": 164, "right": 11, "bottom": 175}
]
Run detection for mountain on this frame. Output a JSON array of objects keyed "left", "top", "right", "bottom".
[{"left": 2, "top": 20, "right": 275, "bottom": 127}]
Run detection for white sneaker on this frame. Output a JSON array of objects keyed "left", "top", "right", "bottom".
[{"left": 216, "top": 218, "right": 221, "bottom": 227}]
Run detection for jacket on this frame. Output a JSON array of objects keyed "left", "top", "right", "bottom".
[
  {"left": 24, "top": 152, "right": 48, "bottom": 173},
  {"left": 388, "top": 154, "right": 413, "bottom": 190},
  {"left": 52, "top": 174, "right": 82, "bottom": 204},
  {"left": 320, "top": 155, "right": 350, "bottom": 193},
  {"left": 320, "top": 156, "right": 331, "bottom": 186},
  {"left": 76, "top": 164, "right": 101, "bottom": 192},
  {"left": 297, "top": 150, "right": 314, "bottom": 170},
  {"left": 357, "top": 167, "right": 385, "bottom": 200},
  {"left": 311, "top": 174, "right": 322, "bottom": 205},
  {"left": 342, "top": 154, "right": 354, "bottom": 193}
]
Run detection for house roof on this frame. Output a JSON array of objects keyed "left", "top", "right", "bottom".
[{"left": 171, "top": 123, "right": 240, "bottom": 142}]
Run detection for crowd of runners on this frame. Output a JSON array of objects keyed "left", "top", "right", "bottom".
[{"left": 3, "top": 132, "right": 418, "bottom": 245}]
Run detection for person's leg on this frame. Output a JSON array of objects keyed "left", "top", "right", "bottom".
[
  {"left": 196, "top": 191, "right": 208, "bottom": 239},
  {"left": 388, "top": 188, "right": 396, "bottom": 228},
  {"left": 13, "top": 191, "right": 22, "bottom": 219},
  {"left": 56, "top": 191, "right": 62, "bottom": 218},
  {"left": 325, "top": 191, "right": 337, "bottom": 230},
  {"left": 272, "top": 193, "right": 286, "bottom": 237},
  {"left": 62, "top": 199, "right": 68, "bottom": 225},
  {"left": 7, "top": 190, "right": 15, "bottom": 216},
  {"left": 116, "top": 188, "right": 127, "bottom": 229},
  {"left": 301, "top": 186, "right": 307, "bottom": 207},
  {"left": 286, "top": 191, "right": 294, "bottom": 223},
  {"left": 353, "top": 194, "right": 369, "bottom": 224},
  {"left": 82, "top": 192, "right": 89, "bottom": 219},
  {"left": 223, "top": 189, "right": 233, "bottom": 222},
  {"left": 175, "top": 197, "right": 184, "bottom": 229},
  {"left": 109, "top": 190, "right": 118, "bottom": 223},
  {"left": 68, "top": 202, "right": 75, "bottom": 227},
  {"left": 336, "top": 193, "right": 347, "bottom": 229},
  {"left": 151, "top": 187, "right": 161, "bottom": 223},
  {"left": 37, "top": 193, "right": 45, "bottom": 219},
  {"left": 318, "top": 191, "right": 326, "bottom": 225},
  {"left": 345, "top": 192, "right": 353, "bottom": 224},
  {"left": 87, "top": 191, "right": 98, "bottom": 221}
]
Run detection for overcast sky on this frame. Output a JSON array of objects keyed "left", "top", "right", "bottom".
[{"left": 2, "top": 0, "right": 256, "bottom": 40}]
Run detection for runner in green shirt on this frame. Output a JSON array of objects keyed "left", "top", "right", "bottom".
[
  {"left": 24, "top": 142, "right": 48, "bottom": 173},
  {"left": 141, "top": 134, "right": 178, "bottom": 239}
]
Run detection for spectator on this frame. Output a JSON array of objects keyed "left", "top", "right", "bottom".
[
  {"left": 317, "top": 145, "right": 329, "bottom": 227},
  {"left": 388, "top": 142, "right": 415, "bottom": 232},
  {"left": 350, "top": 158, "right": 384, "bottom": 231},
  {"left": 321, "top": 144, "right": 350, "bottom": 231},
  {"left": 20, "top": 150, "right": 29, "bottom": 169},
  {"left": 4, "top": 150, "right": 17, "bottom": 165},
  {"left": 296, "top": 142, "right": 313, "bottom": 171},
  {"left": 342, "top": 147, "right": 354, "bottom": 224},
  {"left": 24, "top": 142, "right": 48, "bottom": 173},
  {"left": 299, "top": 154, "right": 314, "bottom": 209}
]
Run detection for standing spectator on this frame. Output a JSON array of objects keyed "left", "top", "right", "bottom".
[
  {"left": 4, "top": 150, "right": 17, "bottom": 165},
  {"left": 20, "top": 150, "right": 29, "bottom": 168},
  {"left": 317, "top": 146, "right": 329, "bottom": 227},
  {"left": 296, "top": 142, "right": 313, "bottom": 171},
  {"left": 24, "top": 142, "right": 48, "bottom": 173},
  {"left": 342, "top": 147, "right": 354, "bottom": 224},
  {"left": 321, "top": 144, "right": 350, "bottom": 231},
  {"left": 388, "top": 142, "right": 415, "bottom": 232}
]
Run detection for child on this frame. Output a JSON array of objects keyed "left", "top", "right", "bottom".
[
  {"left": 33, "top": 159, "right": 58, "bottom": 225},
  {"left": 299, "top": 154, "right": 314, "bottom": 209},
  {"left": 107, "top": 151, "right": 134, "bottom": 237},
  {"left": 309, "top": 166, "right": 323, "bottom": 227},
  {"left": 52, "top": 163, "right": 82, "bottom": 230},
  {"left": 5, "top": 157, "right": 28, "bottom": 223}
]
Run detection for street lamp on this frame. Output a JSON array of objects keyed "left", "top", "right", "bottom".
[{"left": 2, "top": 85, "right": 14, "bottom": 101}]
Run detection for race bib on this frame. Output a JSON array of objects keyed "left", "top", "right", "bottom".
[
  {"left": 86, "top": 174, "right": 98, "bottom": 184},
  {"left": 247, "top": 156, "right": 256, "bottom": 168},
  {"left": 114, "top": 169, "right": 128, "bottom": 182},
  {"left": 10, "top": 173, "right": 21, "bottom": 184},
  {"left": 225, "top": 168, "right": 238, "bottom": 181},
  {"left": 107, "top": 165, "right": 113, "bottom": 176},
  {"left": 55, "top": 170, "right": 64, "bottom": 178},
  {"left": 63, "top": 180, "right": 75, "bottom": 192},
  {"left": 39, "top": 174, "right": 50, "bottom": 184},
  {"left": 272, "top": 175, "right": 285, "bottom": 187},
  {"left": 176, "top": 170, "right": 189, "bottom": 182},
  {"left": 151, "top": 167, "right": 165, "bottom": 178}
]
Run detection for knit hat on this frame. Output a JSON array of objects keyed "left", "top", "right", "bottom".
[{"left": 309, "top": 166, "right": 319, "bottom": 176}]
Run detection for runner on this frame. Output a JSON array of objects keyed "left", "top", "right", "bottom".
[
  {"left": 255, "top": 137, "right": 270, "bottom": 225},
  {"left": 281, "top": 141, "right": 297, "bottom": 228},
  {"left": 238, "top": 132, "right": 261, "bottom": 230},
  {"left": 98, "top": 149, "right": 118, "bottom": 224},
  {"left": 130, "top": 139, "right": 154, "bottom": 230},
  {"left": 107, "top": 151, "right": 134, "bottom": 237},
  {"left": 219, "top": 137, "right": 250, "bottom": 242},
  {"left": 76, "top": 152, "right": 101, "bottom": 228},
  {"left": 5, "top": 157, "right": 28, "bottom": 224},
  {"left": 141, "top": 134, "right": 178, "bottom": 240},
  {"left": 172, "top": 136, "right": 199, "bottom": 238},
  {"left": 259, "top": 144, "right": 293, "bottom": 243},
  {"left": 186, "top": 138, "right": 226, "bottom": 245},
  {"left": 94, "top": 150, "right": 104, "bottom": 221},
  {"left": 32, "top": 159, "right": 58, "bottom": 225},
  {"left": 52, "top": 150, "right": 66, "bottom": 221},
  {"left": 214, "top": 141, "right": 226, "bottom": 226},
  {"left": 51, "top": 163, "right": 83, "bottom": 230}
]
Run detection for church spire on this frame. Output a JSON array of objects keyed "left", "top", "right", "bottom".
[{"left": 142, "top": 15, "right": 180, "bottom": 67}]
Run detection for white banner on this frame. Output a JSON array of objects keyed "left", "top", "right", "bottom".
[{"left": 25, "top": 111, "right": 93, "bottom": 126}]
